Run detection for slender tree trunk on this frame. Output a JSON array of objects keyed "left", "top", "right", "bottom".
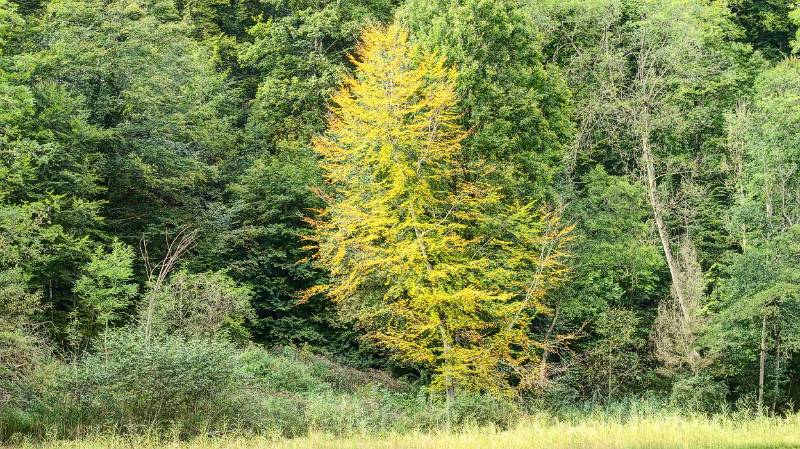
[
  {"left": 145, "top": 292, "right": 155, "bottom": 340},
  {"left": 641, "top": 125, "right": 689, "bottom": 321},
  {"left": 758, "top": 311, "right": 768, "bottom": 413},
  {"left": 607, "top": 344, "right": 613, "bottom": 401},
  {"left": 773, "top": 331, "right": 781, "bottom": 412},
  {"left": 440, "top": 325, "right": 456, "bottom": 406},
  {"left": 539, "top": 307, "right": 559, "bottom": 384},
  {"left": 730, "top": 101, "right": 749, "bottom": 250}
]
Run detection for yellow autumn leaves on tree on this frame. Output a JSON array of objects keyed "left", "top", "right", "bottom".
[{"left": 310, "top": 24, "right": 572, "bottom": 401}]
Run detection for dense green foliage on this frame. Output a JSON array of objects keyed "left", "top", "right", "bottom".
[
  {"left": 1, "top": 332, "right": 518, "bottom": 440},
  {"left": 3, "top": 0, "right": 800, "bottom": 442}
]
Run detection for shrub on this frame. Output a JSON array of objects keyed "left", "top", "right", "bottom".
[
  {"left": 0, "top": 329, "right": 52, "bottom": 441},
  {"left": 38, "top": 330, "right": 263, "bottom": 438},
  {"left": 670, "top": 374, "right": 728, "bottom": 412},
  {"left": 448, "top": 392, "right": 522, "bottom": 428},
  {"left": 0, "top": 406, "right": 35, "bottom": 441},
  {"left": 147, "top": 270, "right": 254, "bottom": 341},
  {"left": 239, "top": 346, "right": 406, "bottom": 394},
  {"left": 239, "top": 346, "right": 329, "bottom": 393}
]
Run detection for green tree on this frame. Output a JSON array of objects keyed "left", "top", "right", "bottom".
[
  {"left": 3, "top": 0, "right": 244, "bottom": 341},
  {"left": 729, "top": 0, "right": 796, "bottom": 58},
  {"left": 0, "top": 2, "right": 53, "bottom": 389},
  {"left": 397, "top": 0, "right": 573, "bottom": 201},
  {"left": 566, "top": 167, "right": 665, "bottom": 313},
  {"left": 712, "top": 229, "right": 800, "bottom": 411},
  {"left": 533, "top": 0, "right": 758, "bottom": 263},
  {"left": 212, "top": 154, "right": 330, "bottom": 345},
  {"left": 239, "top": 0, "right": 394, "bottom": 156},
  {"left": 73, "top": 240, "right": 138, "bottom": 338},
  {"left": 578, "top": 309, "right": 647, "bottom": 400},
  {"left": 1, "top": 0, "right": 109, "bottom": 336},
  {"left": 210, "top": 0, "right": 395, "bottom": 348},
  {"left": 533, "top": 0, "right": 754, "bottom": 353}
]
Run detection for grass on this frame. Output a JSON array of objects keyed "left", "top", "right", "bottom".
[{"left": 15, "top": 414, "right": 800, "bottom": 449}]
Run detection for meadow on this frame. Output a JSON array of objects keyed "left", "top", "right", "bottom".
[{"left": 18, "top": 415, "right": 800, "bottom": 449}]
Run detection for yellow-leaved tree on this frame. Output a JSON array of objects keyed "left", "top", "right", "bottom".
[{"left": 310, "top": 23, "right": 572, "bottom": 402}]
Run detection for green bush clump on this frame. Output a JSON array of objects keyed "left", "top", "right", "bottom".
[
  {"left": 239, "top": 346, "right": 406, "bottom": 394},
  {"left": 0, "top": 328, "right": 52, "bottom": 441},
  {"left": 38, "top": 330, "right": 264, "bottom": 438},
  {"left": 448, "top": 392, "right": 522, "bottom": 428},
  {"left": 0, "top": 406, "right": 35, "bottom": 439},
  {"left": 670, "top": 375, "right": 728, "bottom": 413},
  {"left": 240, "top": 346, "right": 331, "bottom": 393}
]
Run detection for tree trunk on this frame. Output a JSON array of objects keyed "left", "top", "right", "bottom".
[
  {"left": 445, "top": 382, "right": 456, "bottom": 405},
  {"left": 758, "top": 311, "right": 767, "bottom": 413},
  {"left": 773, "top": 331, "right": 781, "bottom": 412},
  {"left": 439, "top": 324, "right": 456, "bottom": 406},
  {"left": 144, "top": 292, "right": 155, "bottom": 340},
  {"left": 538, "top": 307, "right": 559, "bottom": 384},
  {"left": 641, "top": 127, "right": 689, "bottom": 322}
]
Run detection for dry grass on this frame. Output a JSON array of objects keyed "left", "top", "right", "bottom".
[{"left": 16, "top": 414, "right": 800, "bottom": 449}]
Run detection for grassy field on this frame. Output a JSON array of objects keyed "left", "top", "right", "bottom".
[{"left": 17, "top": 415, "right": 800, "bottom": 449}]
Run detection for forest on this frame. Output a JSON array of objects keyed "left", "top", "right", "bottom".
[{"left": 2, "top": 0, "right": 800, "bottom": 447}]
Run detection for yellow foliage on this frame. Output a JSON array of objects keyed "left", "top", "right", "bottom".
[{"left": 312, "top": 23, "right": 572, "bottom": 397}]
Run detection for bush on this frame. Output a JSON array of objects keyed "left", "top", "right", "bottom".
[
  {"left": 240, "top": 346, "right": 330, "bottom": 393},
  {"left": 670, "top": 374, "right": 728, "bottom": 412},
  {"left": 0, "top": 329, "right": 52, "bottom": 441},
  {"left": 38, "top": 330, "right": 264, "bottom": 438},
  {"left": 147, "top": 270, "right": 254, "bottom": 341},
  {"left": 448, "top": 392, "right": 522, "bottom": 428},
  {"left": 239, "top": 346, "right": 405, "bottom": 394},
  {"left": 0, "top": 406, "right": 35, "bottom": 441},
  {"left": 239, "top": 346, "right": 426, "bottom": 434}
]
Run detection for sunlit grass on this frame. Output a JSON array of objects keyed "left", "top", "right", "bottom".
[{"left": 19, "top": 414, "right": 800, "bottom": 449}]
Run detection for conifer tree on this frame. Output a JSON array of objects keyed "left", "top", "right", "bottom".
[{"left": 311, "top": 24, "right": 571, "bottom": 401}]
